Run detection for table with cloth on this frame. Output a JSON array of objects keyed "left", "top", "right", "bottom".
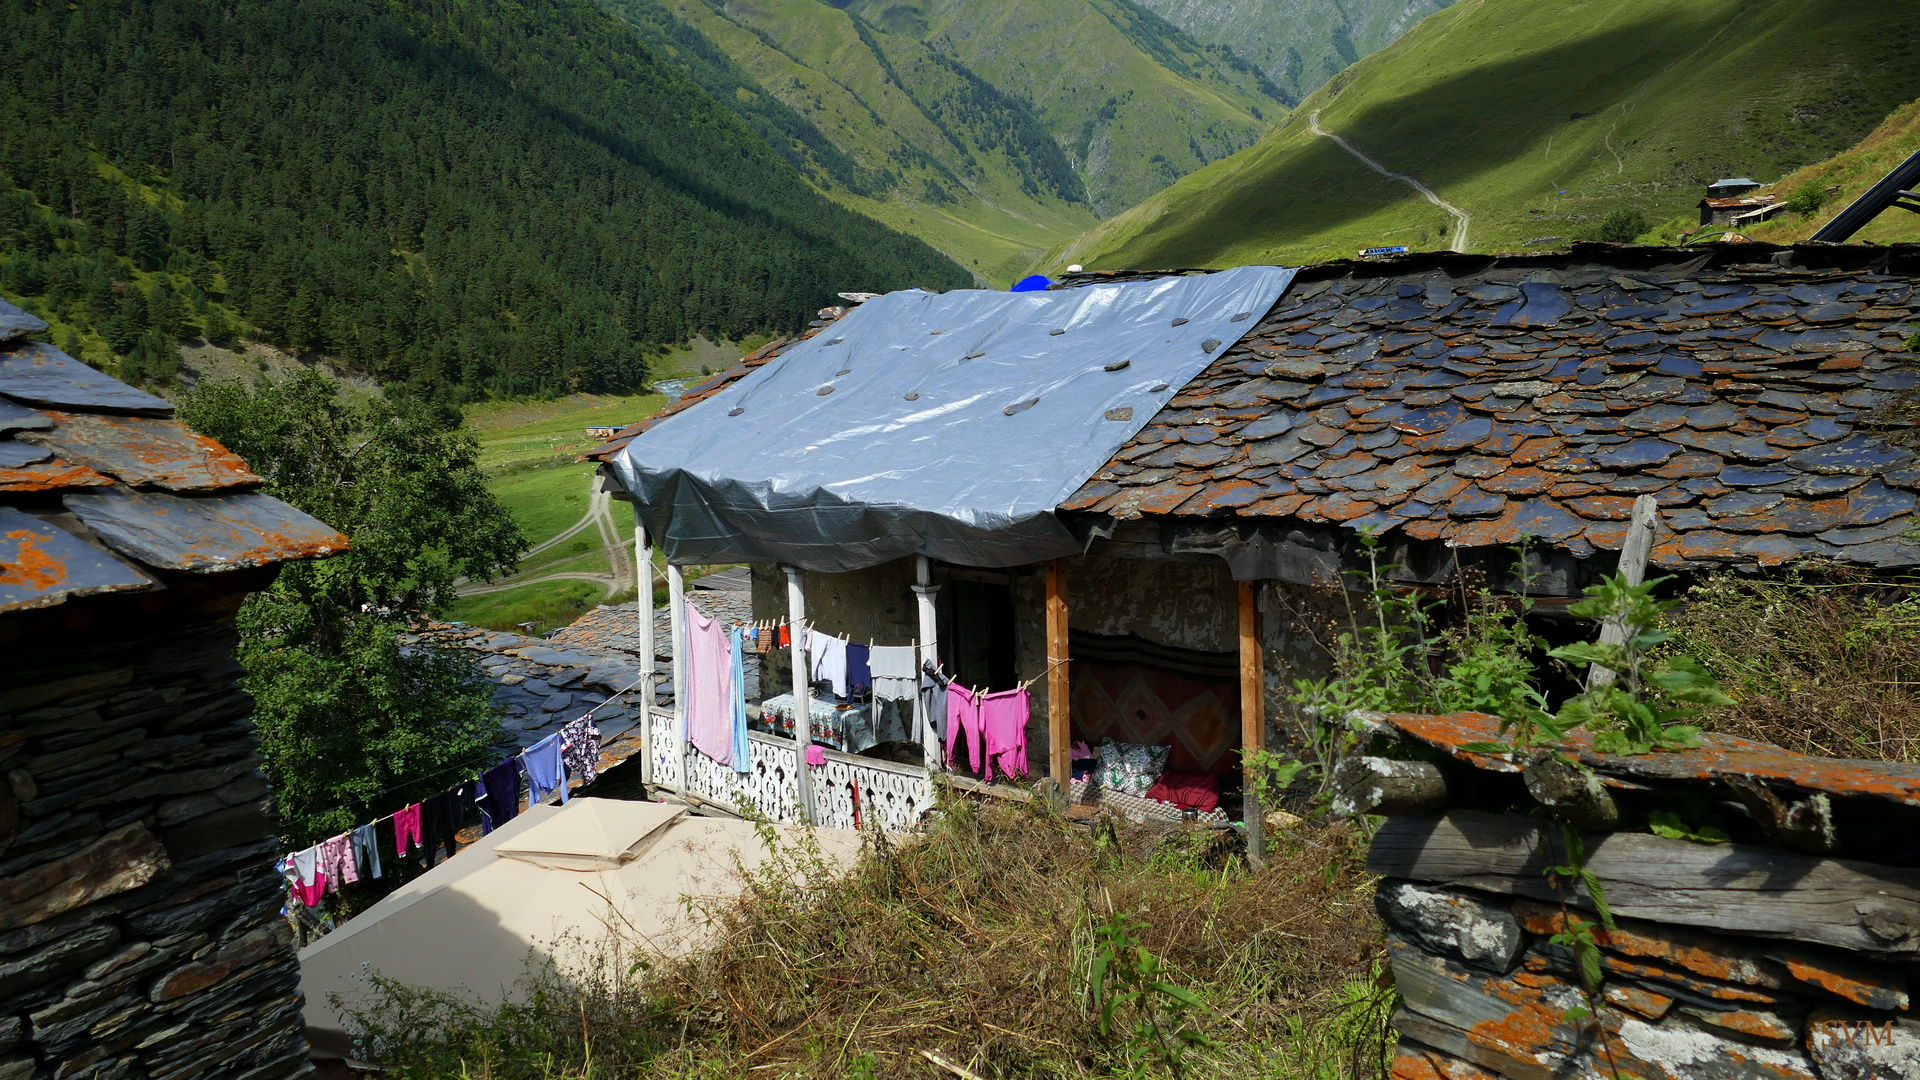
[{"left": 753, "top": 693, "right": 909, "bottom": 754}]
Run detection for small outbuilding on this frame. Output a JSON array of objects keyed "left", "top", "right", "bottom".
[{"left": 0, "top": 298, "right": 347, "bottom": 1080}]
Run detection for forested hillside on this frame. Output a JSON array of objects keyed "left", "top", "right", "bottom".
[
  {"left": 1062, "top": 0, "right": 1920, "bottom": 271},
  {"left": 0, "top": 0, "right": 968, "bottom": 397},
  {"left": 1137, "top": 0, "right": 1452, "bottom": 103},
  {"left": 602, "top": 0, "right": 1099, "bottom": 284},
  {"left": 848, "top": 0, "right": 1285, "bottom": 215}
]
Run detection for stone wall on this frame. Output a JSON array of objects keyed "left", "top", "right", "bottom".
[
  {"left": 0, "top": 585, "right": 307, "bottom": 1080},
  {"left": 1351, "top": 713, "right": 1920, "bottom": 1080}
]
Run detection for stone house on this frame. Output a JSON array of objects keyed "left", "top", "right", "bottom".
[
  {"left": 586, "top": 240, "right": 1920, "bottom": 857},
  {"left": 0, "top": 299, "right": 346, "bottom": 1080}
]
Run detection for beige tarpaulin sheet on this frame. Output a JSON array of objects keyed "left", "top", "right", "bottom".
[{"left": 298, "top": 798, "right": 863, "bottom": 1058}]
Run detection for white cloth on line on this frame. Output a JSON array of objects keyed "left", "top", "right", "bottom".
[{"left": 808, "top": 628, "right": 848, "bottom": 699}]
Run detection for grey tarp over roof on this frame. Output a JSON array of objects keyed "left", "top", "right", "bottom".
[{"left": 610, "top": 266, "right": 1295, "bottom": 572}]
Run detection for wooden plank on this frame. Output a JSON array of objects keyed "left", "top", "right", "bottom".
[
  {"left": 914, "top": 555, "right": 941, "bottom": 772},
  {"left": 1331, "top": 756, "right": 1449, "bottom": 817},
  {"left": 1587, "top": 494, "right": 1658, "bottom": 689},
  {"left": 1368, "top": 810, "right": 1920, "bottom": 955},
  {"left": 1046, "top": 558, "right": 1070, "bottom": 787},
  {"left": 1238, "top": 579, "right": 1265, "bottom": 865}
]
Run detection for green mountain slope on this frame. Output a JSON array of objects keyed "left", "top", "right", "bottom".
[
  {"left": 852, "top": 0, "right": 1286, "bottom": 216},
  {"left": 0, "top": 0, "right": 967, "bottom": 397},
  {"left": 602, "top": 0, "right": 1098, "bottom": 284},
  {"left": 1061, "top": 0, "right": 1920, "bottom": 271},
  {"left": 1731, "top": 97, "right": 1920, "bottom": 248},
  {"left": 1136, "top": 0, "right": 1454, "bottom": 104}
]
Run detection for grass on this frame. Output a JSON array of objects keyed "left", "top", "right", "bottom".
[
  {"left": 1667, "top": 570, "right": 1920, "bottom": 764},
  {"left": 438, "top": 391, "right": 667, "bottom": 631},
  {"left": 337, "top": 795, "right": 1392, "bottom": 1079},
  {"left": 1057, "top": 0, "right": 1920, "bottom": 272},
  {"left": 1723, "top": 97, "right": 1920, "bottom": 247}
]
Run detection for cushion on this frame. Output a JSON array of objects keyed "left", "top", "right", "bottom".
[
  {"left": 1144, "top": 771, "right": 1221, "bottom": 813},
  {"left": 1097, "top": 738, "right": 1170, "bottom": 797}
]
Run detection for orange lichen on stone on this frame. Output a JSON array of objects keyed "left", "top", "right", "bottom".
[
  {"left": 1604, "top": 983, "right": 1675, "bottom": 1020},
  {"left": 1685, "top": 1006, "right": 1801, "bottom": 1044},
  {"left": 1514, "top": 899, "right": 1785, "bottom": 989},
  {"left": 0, "top": 459, "right": 113, "bottom": 493},
  {"left": 1774, "top": 948, "right": 1911, "bottom": 1011},
  {"left": 0, "top": 528, "right": 66, "bottom": 590}
]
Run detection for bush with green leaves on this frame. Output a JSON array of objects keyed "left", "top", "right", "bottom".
[
  {"left": 180, "top": 370, "right": 525, "bottom": 844},
  {"left": 1578, "top": 208, "right": 1651, "bottom": 244},
  {"left": 1783, "top": 180, "right": 1828, "bottom": 216}
]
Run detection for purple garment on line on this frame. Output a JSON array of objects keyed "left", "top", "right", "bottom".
[
  {"left": 980, "top": 687, "right": 1030, "bottom": 782},
  {"left": 945, "top": 684, "right": 981, "bottom": 773},
  {"left": 685, "top": 600, "right": 735, "bottom": 766}
]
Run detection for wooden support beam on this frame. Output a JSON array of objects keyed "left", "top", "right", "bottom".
[
  {"left": 635, "top": 516, "right": 654, "bottom": 786},
  {"left": 1331, "top": 756, "right": 1450, "bottom": 818},
  {"left": 1239, "top": 579, "right": 1266, "bottom": 866},
  {"left": 667, "top": 561, "right": 688, "bottom": 796},
  {"left": 1368, "top": 809, "right": 1920, "bottom": 955},
  {"left": 1587, "top": 494, "right": 1658, "bottom": 689},
  {"left": 784, "top": 565, "right": 816, "bottom": 824},
  {"left": 1045, "top": 559, "right": 1070, "bottom": 789}
]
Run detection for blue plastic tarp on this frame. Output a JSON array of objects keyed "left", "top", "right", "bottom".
[{"left": 611, "top": 267, "right": 1296, "bottom": 572}]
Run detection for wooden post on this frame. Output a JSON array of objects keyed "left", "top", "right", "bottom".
[
  {"left": 1587, "top": 494, "right": 1659, "bottom": 690},
  {"left": 1239, "top": 579, "right": 1266, "bottom": 867},
  {"left": 784, "top": 565, "right": 816, "bottom": 824},
  {"left": 636, "top": 515, "right": 655, "bottom": 786},
  {"left": 913, "top": 555, "right": 941, "bottom": 772},
  {"left": 1045, "top": 559, "right": 1070, "bottom": 788},
  {"left": 667, "top": 561, "right": 688, "bottom": 795}
]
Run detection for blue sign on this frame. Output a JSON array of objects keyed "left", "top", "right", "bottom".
[{"left": 1360, "top": 246, "right": 1409, "bottom": 257}]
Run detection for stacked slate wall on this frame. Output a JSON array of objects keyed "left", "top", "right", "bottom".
[
  {"left": 1356, "top": 751, "right": 1920, "bottom": 1080},
  {"left": 0, "top": 583, "right": 307, "bottom": 1080}
]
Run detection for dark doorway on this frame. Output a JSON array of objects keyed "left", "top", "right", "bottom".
[{"left": 947, "top": 578, "right": 1016, "bottom": 692}]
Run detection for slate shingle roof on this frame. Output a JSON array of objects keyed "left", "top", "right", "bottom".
[
  {"left": 1059, "top": 243, "right": 1920, "bottom": 572},
  {"left": 0, "top": 299, "right": 347, "bottom": 613}
]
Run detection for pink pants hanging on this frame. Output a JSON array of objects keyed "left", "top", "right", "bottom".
[
  {"left": 945, "top": 684, "right": 981, "bottom": 773},
  {"left": 393, "top": 803, "right": 423, "bottom": 857}
]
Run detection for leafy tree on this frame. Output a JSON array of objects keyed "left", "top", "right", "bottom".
[{"left": 179, "top": 371, "right": 526, "bottom": 844}]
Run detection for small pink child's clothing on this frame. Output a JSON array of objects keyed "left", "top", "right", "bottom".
[
  {"left": 945, "top": 684, "right": 981, "bottom": 773},
  {"left": 298, "top": 873, "right": 326, "bottom": 908},
  {"left": 979, "top": 688, "right": 1030, "bottom": 782},
  {"left": 393, "top": 803, "right": 423, "bottom": 857},
  {"left": 318, "top": 834, "right": 358, "bottom": 893},
  {"left": 805, "top": 744, "right": 826, "bottom": 767}
]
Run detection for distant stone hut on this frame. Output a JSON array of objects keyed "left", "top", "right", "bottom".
[{"left": 0, "top": 299, "right": 346, "bottom": 1080}]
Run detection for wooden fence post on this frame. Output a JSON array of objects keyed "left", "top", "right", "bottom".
[
  {"left": 636, "top": 516, "right": 654, "bottom": 786},
  {"left": 667, "top": 562, "right": 688, "bottom": 796},
  {"left": 1587, "top": 495, "right": 1659, "bottom": 690},
  {"left": 1045, "top": 559, "right": 1070, "bottom": 794},
  {"left": 1239, "top": 579, "right": 1266, "bottom": 868},
  {"left": 785, "top": 565, "right": 816, "bottom": 824}
]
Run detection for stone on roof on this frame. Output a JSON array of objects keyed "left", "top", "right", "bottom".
[
  {"left": 1060, "top": 242, "right": 1920, "bottom": 573},
  {"left": 0, "top": 304, "right": 346, "bottom": 612}
]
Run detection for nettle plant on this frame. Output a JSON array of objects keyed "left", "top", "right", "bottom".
[{"left": 1549, "top": 575, "right": 1731, "bottom": 755}]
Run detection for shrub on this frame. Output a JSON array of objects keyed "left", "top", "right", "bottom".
[
  {"left": 1782, "top": 180, "right": 1828, "bottom": 217},
  {"left": 1577, "top": 209, "right": 1650, "bottom": 244},
  {"left": 1664, "top": 570, "right": 1920, "bottom": 762}
]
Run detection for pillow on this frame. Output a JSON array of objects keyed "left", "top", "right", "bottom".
[
  {"left": 1145, "top": 771, "right": 1221, "bottom": 812},
  {"left": 1097, "top": 738, "right": 1170, "bottom": 797}
]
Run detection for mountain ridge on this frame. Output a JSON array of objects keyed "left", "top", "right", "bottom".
[{"left": 1058, "top": 0, "right": 1920, "bottom": 272}]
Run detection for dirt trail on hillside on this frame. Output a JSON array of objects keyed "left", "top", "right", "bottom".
[
  {"left": 1309, "top": 110, "right": 1472, "bottom": 251},
  {"left": 457, "top": 479, "right": 635, "bottom": 600}
]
